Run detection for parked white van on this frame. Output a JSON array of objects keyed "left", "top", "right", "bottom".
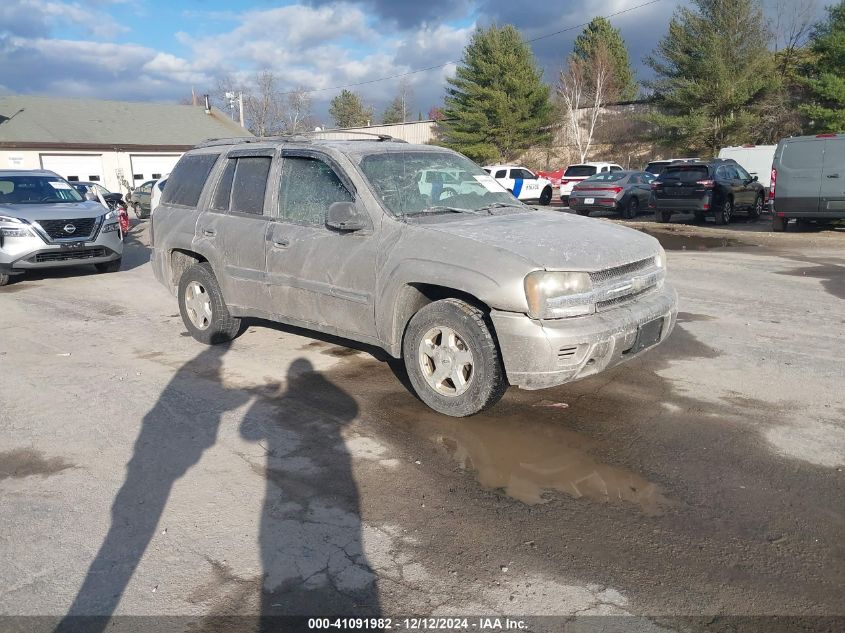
[{"left": 718, "top": 145, "right": 776, "bottom": 199}]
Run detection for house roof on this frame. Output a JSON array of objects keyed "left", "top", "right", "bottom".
[{"left": 0, "top": 95, "right": 251, "bottom": 150}]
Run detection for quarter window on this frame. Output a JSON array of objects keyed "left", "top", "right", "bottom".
[
  {"left": 230, "top": 157, "right": 271, "bottom": 215},
  {"left": 161, "top": 153, "right": 219, "bottom": 207},
  {"left": 278, "top": 157, "right": 353, "bottom": 226}
]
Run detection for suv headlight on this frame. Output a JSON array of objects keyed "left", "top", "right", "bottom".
[
  {"left": 524, "top": 271, "right": 594, "bottom": 319},
  {"left": 655, "top": 245, "right": 667, "bottom": 270},
  {"left": 0, "top": 214, "right": 33, "bottom": 238},
  {"left": 102, "top": 209, "right": 117, "bottom": 221}
]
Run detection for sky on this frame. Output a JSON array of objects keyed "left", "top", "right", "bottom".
[{"left": 0, "top": 0, "right": 828, "bottom": 126}]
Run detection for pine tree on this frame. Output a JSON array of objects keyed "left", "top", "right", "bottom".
[
  {"left": 801, "top": 1, "right": 845, "bottom": 132},
  {"left": 439, "top": 25, "right": 552, "bottom": 163},
  {"left": 382, "top": 97, "right": 405, "bottom": 124},
  {"left": 573, "top": 17, "right": 637, "bottom": 101},
  {"left": 644, "top": 0, "right": 776, "bottom": 155},
  {"left": 329, "top": 89, "right": 373, "bottom": 128}
]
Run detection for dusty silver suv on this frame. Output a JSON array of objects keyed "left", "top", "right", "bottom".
[{"left": 152, "top": 135, "right": 677, "bottom": 416}]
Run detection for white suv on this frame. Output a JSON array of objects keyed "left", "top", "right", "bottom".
[
  {"left": 483, "top": 165, "right": 554, "bottom": 205},
  {"left": 560, "top": 162, "right": 623, "bottom": 205}
]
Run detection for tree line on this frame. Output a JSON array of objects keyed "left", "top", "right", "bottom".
[{"left": 438, "top": 0, "right": 845, "bottom": 163}]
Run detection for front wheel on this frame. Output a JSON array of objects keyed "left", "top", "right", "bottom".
[
  {"left": 95, "top": 258, "right": 122, "bottom": 273},
  {"left": 714, "top": 198, "right": 732, "bottom": 225},
  {"left": 178, "top": 263, "right": 241, "bottom": 345},
  {"left": 403, "top": 299, "right": 507, "bottom": 417},
  {"left": 539, "top": 186, "right": 553, "bottom": 206}
]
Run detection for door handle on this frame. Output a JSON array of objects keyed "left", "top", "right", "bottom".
[
  {"left": 272, "top": 238, "right": 290, "bottom": 248},
  {"left": 202, "top": 229, "right": 216, "bottom": 237},
  {"left": 826, "top": 173, "right": 840, "bottom": 179}
]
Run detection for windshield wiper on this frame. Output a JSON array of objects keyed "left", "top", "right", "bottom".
[
  {"left": 476, "top": 201, "right": 526, "bottom": 213},
  {"left": 412, "top": 206, "right": 479, "bottom": 215}
]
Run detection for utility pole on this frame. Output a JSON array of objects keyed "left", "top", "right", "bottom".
[{"left": 238, "top": 91, "right": 245, "bottom": 128}]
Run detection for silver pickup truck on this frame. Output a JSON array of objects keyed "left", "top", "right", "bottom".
[{"left": 151, "top": 136, "right": 677, "bottom": 416}]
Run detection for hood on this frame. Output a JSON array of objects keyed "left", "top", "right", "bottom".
[
  {"left": 0, "top": 201, "right": 108, "bottom": 222},
  {"left": 419, "top": 211, "right": 660, "bottom": 271}
]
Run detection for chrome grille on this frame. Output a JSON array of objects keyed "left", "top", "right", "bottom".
[
  {"left": 596, "top": 286, "right": 656, "bottom": 312},
  {"left": 589, "top": 257, "right": 654, "bottom": 285}
]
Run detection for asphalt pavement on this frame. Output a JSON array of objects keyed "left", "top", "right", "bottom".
[{"left": 1, "top": 212, "right": 843, "bottom": 632}]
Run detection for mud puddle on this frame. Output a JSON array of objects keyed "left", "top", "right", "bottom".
[
  {"left": 638, "top": 229, "right": 750, "bottom": 251},
  {"left": 391, "top": 402, "right": 672, "bottom": 514},
  {"left": 0, "top": 448, "right": 74, "bottom": 480}
]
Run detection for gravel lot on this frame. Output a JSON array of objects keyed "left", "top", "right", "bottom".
[{"left": 1, "top": 211, "right": 843, "bottom": 632}]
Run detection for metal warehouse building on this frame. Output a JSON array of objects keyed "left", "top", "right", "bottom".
[{"left": 0, "top": 95, "right": 250, "bottom": 194}]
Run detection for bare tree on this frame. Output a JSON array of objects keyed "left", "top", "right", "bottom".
[
  {"left": 770, "top": 0, "right": 817, "bottom": 76},
  {"left": 556, "top": 42, "right": 618, "bottom": 163},
  {"left": 286, "top": 87, "right": 313, "bottom": 133},
  {"left": 243, "top": 70, "right": 284, "bottom": 137}
]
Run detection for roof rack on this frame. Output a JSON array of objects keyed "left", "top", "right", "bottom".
[{"left": 196, "top": 130, "right": 407, "bottom": 148}]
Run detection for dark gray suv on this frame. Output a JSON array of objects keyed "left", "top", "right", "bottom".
[{"left": 152, "top": 135, "right": 676, "bottom": 417}]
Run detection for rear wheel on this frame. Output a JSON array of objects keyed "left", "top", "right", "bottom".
[
  {"left": 539, "top": 186, "right": 553, "bottom": 206},
  {"left": 714, "top": 198, "right": 732, "bottom": 225},
  {"left": 623, "top": 197, "right": 639, "bottom": 219},
  {"left": 772, "top": 215, "right": 786, "bottom": 232},
  {"left": 748, "top": 195, "right": 763, "bottom": 220},
  {"left": 655, "top": 209, "right": 671, "bottom": 223},
  {"left": 95, "top": 258, "right": 122, "bottom": 273},
  {"left": 403, "top": 299, "right": 506, "bottom": 417},
  {"left": 178, "top": 262, "right": 241, "bottom": 345}
]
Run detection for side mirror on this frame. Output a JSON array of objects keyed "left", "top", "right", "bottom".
[
  {"left": 326, "top": 201, "right": 367, "bottom": 232},
  {"left": 84, "top": 192, "right": 97, "bottom": 201},
  {"left": 751, "top": 175, "right": 758, "bottom": 183}
]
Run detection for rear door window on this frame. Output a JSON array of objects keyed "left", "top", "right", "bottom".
[
  {"left": 160, "top": 153, "right": 219, "bottom": 207},
  {"left": 782, "top": 141, "right": 824, "bottom": 169},
  {"left": 230, "top": 157, "right": 272, "bottom": 215},
  {"left": 210, "top": 159, "right": 236, "bottom": 211},
  {"left": 495, "top": 169, "right": 507, "bottom": 178}
]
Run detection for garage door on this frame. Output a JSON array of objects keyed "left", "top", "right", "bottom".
[
  {"left": 40, "top": 154, "right": 104, "bottom": 183},
  {"left": 130, "top": 154, "right": 181, "bottom": 184}
]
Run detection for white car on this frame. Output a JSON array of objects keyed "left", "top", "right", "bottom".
[
  {"left": 559, "top": 162, "right": 624, "bottom": 205},
  {"left": 417, "top": 168, "right": 488, "bottom": 201},
  {"left": 483, "top": 165, "right": 554, "bottom": 205},
  {"left": 150, "top": 175, "right": 169, "bottom": 214}
]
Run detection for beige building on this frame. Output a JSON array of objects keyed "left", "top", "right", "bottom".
[
  {"left": 0, "top": 95, "right": 250, "bottom": 194},
  {"left": 329, "top": 120, "right": 438, "bottom": 144}
]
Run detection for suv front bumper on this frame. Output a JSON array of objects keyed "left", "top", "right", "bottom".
[
  {"left": 490, "top": 284, "right": 678, "bottom": 390},
  {"left": 0, "top": 227, "right": 123, "bottom": 276}
]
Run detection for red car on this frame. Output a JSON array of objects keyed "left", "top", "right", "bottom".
[{"left": 536, "top": 168, "right": 564, "bottom": 187}]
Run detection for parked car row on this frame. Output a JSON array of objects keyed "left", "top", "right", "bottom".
[{"left": 535, "top": 132, "right": 844, "bottom": 230}]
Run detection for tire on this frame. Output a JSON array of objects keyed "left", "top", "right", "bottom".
[
  {"left": 0, "top": 273, "right": 9, "bottom": 287},
  {"left": 403, "top": 298, "right": 507, "bottom": 417},
  {"left": 693, "top": 210, "right": 706, "bottom": 223},
  {"left": 655, "top": 209, "right": 671, "bottom": 223},
  {"left": 539, "top": 186, "right": 553, "bottom": 206},
  {"left": 623, "top": 197, "right": 639, "bottom": 219},
  {"left": 748, "top": 195, "right": 763, "bottom": 220},
  {"left": 561, "top": 196, "right": 570, "bottom": 207},
  {"left": 178, "top": 262, "right": 241, "bottom": 345},
  {"left": 714, "top": 198, "right": 732, "bottom": 225},
  {"left": 133, "top": 203, "right": 143, "bottom": 219},
  {"left": 772, "top": 215, "right": 786, "bottom": 232},
  {"left": 95, "top": 258, "right": 122, "bottom": 273}
]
